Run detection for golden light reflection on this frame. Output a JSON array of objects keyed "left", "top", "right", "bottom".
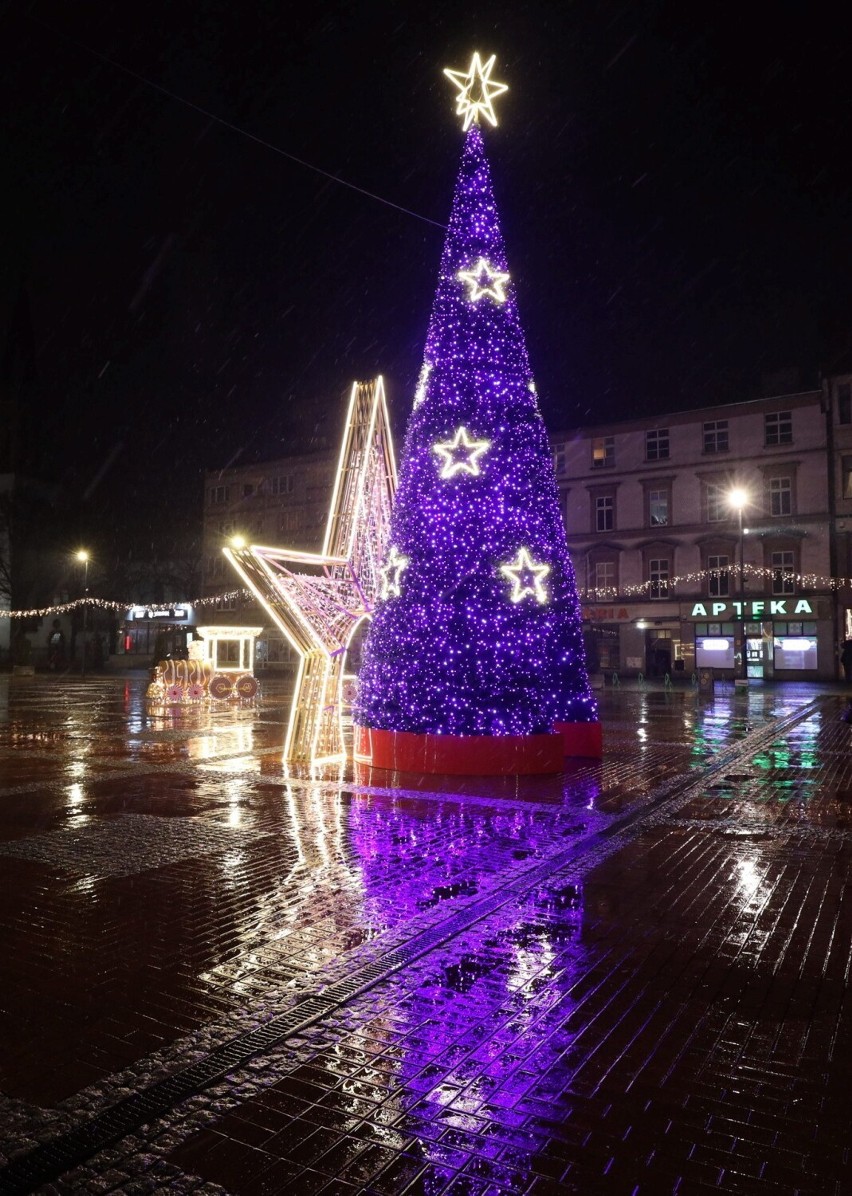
[
  {"left": 199, "top": 755, "right": 260, "bottom": 774},
  {"left": 189, "top": 723, "right": 254, "bottom": 761},
  {"left": 226, "top": 778, "right": 246, "bottom": 827},
  {"left": 733, "top": 853, "right": 767, "bottom": 904}
]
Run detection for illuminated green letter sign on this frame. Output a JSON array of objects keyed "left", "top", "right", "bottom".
[{"left": 689, "top": 598, "right": 814, "bottom": 619}]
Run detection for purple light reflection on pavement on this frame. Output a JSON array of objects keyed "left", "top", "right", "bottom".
[
  {"left": 348, "top": 771, "right": 602, "bottom": 931},
  {"left": 348, "top": 790, "right": 590, "bottom": 1192}
]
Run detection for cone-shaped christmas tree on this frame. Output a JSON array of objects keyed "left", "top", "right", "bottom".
[{"left": 355, "top": 58, "right": 600, "bottom": 772}]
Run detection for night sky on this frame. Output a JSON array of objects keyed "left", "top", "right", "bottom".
[{"left": 4, "top": 0, "right": 852, "bottom": 560}]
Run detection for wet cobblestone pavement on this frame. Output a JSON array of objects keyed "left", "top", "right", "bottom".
[{"left": 0, "top": 675, "right": 850, "bottom": 1194}]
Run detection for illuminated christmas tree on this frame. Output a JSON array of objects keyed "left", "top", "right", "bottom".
[{"left": 355, "top": 56, "right": 599, "bottom": 772}]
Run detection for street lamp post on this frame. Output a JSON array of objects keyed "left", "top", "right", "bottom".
[
  {"left": 76, "top": 550, "right": 89, "bottom": 677},
  {"left": 726, "top": 489, "right": 748, "bottom": 680}
]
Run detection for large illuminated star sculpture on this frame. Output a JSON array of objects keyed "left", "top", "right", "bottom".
[
  {"left": 225, "top": 378, "right": 397, "bottom": 766},
  {"left": 443, "top": 52, "right": 508, "bottom": 131}
]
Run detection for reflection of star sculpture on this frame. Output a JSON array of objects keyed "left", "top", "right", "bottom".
[
  {"left": 500, "top": 547, "right": 550, "bottom": 605},
  {"left": 444, "top": 52, "right": 508, "bottom": 131},
  {"left": 379, "top": 546, "right": 409, "bottom": 599},
  {"left": 432, "top": 426, "right": 491, "bottom": 478},
  {"left": 225, "top": 378, "right": 397, "bottom": 765},
  {"left": 457, "top": 257, "right": 510, "bottom": 304}
]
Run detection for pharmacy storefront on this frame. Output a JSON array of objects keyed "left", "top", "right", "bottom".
[
  {"left": 582, "top": 601, "right": 690, "bottom": 680},
  {"left": 684, "top": 595, "right": 834, "bottom": 681}
]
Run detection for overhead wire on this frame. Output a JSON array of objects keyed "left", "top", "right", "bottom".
[{"left": 26, "top": 12, "right": 447, "bottom": 231}]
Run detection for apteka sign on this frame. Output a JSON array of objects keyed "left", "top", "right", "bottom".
[{"left": 689, "top": 598, "right": 814, "bottom": 619}]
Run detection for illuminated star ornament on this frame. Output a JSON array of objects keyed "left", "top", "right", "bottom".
[
  {"left": 500, "top": 548, "right": 551, "bottom": 605},
  {"left": 225, "top": 378, "right": 397, "bottom": 766},
  {"left": 457, "top": 257, "right": 510, "bottom": 304},
  {"left": 443, "top": 52, "right": 508, "bottom": 131},
  {"left": 433, "top": 426, "right": 491, "bottom": 478},
  {"left": 413, "top": 362, "right": 432, "bottom": 408},
  {"left": 380, "top": 546, "right": 409, "bottom": 599}
]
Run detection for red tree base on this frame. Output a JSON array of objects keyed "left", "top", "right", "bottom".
[
  {"left": 353, "top": 725, "right": 564, "bottom": 776},
  {"left": 554, "top": 721, "right": 603, "bottom": 758}
]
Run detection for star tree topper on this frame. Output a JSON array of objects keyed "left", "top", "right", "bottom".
[{"left": 443, "top": 52, "right": 508, "bottom": 130}]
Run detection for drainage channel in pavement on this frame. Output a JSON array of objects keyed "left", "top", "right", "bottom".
[{"left": 0, "top": 696, "right": 827, "bottom": 1196}]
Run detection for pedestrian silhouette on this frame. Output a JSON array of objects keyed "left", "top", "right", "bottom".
[{"left": 47, "top": 620, "right": 66, "bottom": 671}]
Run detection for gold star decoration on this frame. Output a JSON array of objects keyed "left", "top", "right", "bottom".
[
  {"left": 225, "top": 378, "right": 397, "bottom": 766},
  {"left": 457, "top": 257, "right": 511, "bottom": 304},
  {"left": 380, "top": 545, "right": 409, "bottom": 599},
  {"left": 500, "top": 548, "right": 551, "bottom": 605},
  {"left": 432, "top": 426, "right": 491, "bottom": 479},
  {"left": 443, "top": 52, "right": 508, "bottom": 131}
]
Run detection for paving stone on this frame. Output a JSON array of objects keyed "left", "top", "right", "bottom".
[{"left": 0, "top": 676, "right": 851, "bottom": 1196}]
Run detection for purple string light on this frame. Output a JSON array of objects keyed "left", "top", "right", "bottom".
[{"left": 356, "top": 126, "right": 596, "bottom": 736}]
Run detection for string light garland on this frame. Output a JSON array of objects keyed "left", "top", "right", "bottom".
[
  {"left": 579, "top": 562, "right": 852, "bottom": 602},
  {"left": 0, "top": 591, "right": 247, "bottom": 619}
]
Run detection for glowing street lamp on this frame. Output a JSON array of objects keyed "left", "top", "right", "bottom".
[
  {"left": 76, "top": 550, "right": 90, "bottom": 676},
  {"left": 726, "top": 488, "right": 749, "bottom": 679}
]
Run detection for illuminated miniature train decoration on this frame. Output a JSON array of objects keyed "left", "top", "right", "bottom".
[{"left": 146, "top": 626, "right": 263, "bottom": 703}]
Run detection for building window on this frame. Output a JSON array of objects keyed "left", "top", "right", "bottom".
[
  {"left": 591, "top": 437, "right": 615, "bottom": 469},
  {"left": 768, "top": 476, "right": 792, "bottom": 517},
  {"left": 594, "top": 495, "right": 614, "bottom": 532},
  {"left": 553, "top": 443, "right": 567, "bottom": 475},
  {"left": 703, "top": 420, "right": 729, "bottom": 454},
  {"left": 771, "top": 550, "right": 795, "bottom": 595},
  {"left": 588, "top": 559, "right": 616, "bottom": 597},
  {"left": 649, "top": 558, "right": 670, "bottom": 600},
  {"left": 242, "top": 483, "right": 255, "bottom": 497},
  {"left": 838, "top": 383, "right": 852, "bottom": 426},
  {"left": 646, "top": 429, "right": 670, "bottom": 461},
  {"left": 210, "top": 485, "right": 229, "bottom": 505},
  {"left": 649, "top": 488, "right": 669, "bottom": 527},
  {"left": 270, "top": 475, "right": 294, "bottom": 496},
  {"left": 765, "top": 411, "right": 793, "bottom": 446},
  {"left": 707, "top": 554, "right": 730, "bottom": 598},
  {"left": 705, "top": 483, "right": 726, "bottom": 522}
]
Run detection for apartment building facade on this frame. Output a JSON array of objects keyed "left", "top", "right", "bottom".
[
  {"left": 201, "top": 449, "right": 335, "bottom": 667},
  {"left": 552, "top": 383, "right": 849, "bottom": 682}
]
